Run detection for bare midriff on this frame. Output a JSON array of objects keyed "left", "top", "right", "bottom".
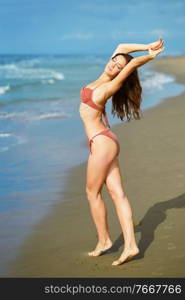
[{"left": 79, "top": 102, "right": 107, "bottom": 139}]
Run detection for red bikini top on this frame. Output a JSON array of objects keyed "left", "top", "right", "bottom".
[{"left": 80, "top": 87, "right": 110, "bottom": 128}]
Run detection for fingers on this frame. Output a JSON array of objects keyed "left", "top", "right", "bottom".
[
  {"left": 159, "top": 39, "right": 164, "bottom": 48},
  {"left": 156, "top": 46, "right": 165, "bottom": 55},
  {"left": 159, "top": 46, "right": 165, "bottom": 52},
  {"left": 148, "top": 45, "right": 165, "bottom": 59},
  {"left": 151, "top": 38, "right": 164, "bottom": 50}
]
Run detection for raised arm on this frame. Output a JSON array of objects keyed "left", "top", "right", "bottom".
[
  {"left": 106, "top": 46, "right": 164, "bottom": 98},
  {"left": 111, "top": 39, "right": 163, "bottom": 56}
]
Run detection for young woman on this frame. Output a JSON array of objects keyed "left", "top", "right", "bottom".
[{"left": 79, "top": 39, "right": 164, "bottom": 266}]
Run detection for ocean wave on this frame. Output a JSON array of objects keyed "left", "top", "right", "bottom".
[
  {"left": 0, "top": 64, "right": 18, "bottom": 70},
  {"left": 0, "top": 62, "right": 64, "bottom": 82},
  {"left": 0, "top": 112, "right": 27, "bottom": 119},
  {"left": 142, "top": 70, "right": 174, "bottom": 92},
  {"left": 18, "top": 58, "right": 42, "bottom": 68},
  {"left": 41, "top": 79, "right": 55, "bottom": 85},
  {"left": 33, "top": 112, "right": 69, "bottom": 120},
  {"left": 0, "top": 111, "right": 69, "bottom": 121},
  {"left": 0, "top": 132, "right": 27, "bottom": 153},
  {"left": 0, "top": 133, "right": 12, "bottom": 138},
  {"left": 0, "top": 85, "right": 10, "bottom": 95}
]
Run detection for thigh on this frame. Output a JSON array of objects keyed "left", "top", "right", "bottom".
[
  {"left": 105, "top": 157, "right": 127, "bottom": 201},
  {"left": 86, "top": 136, "right": 117, "bottom": 194}
]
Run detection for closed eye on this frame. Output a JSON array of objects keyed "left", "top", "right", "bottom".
[
  {"left": 116, "top": 63, "right": 123, "bottom": 70},
  {"left": 112, "top": 57, "right": 123, "bottom": 69}
]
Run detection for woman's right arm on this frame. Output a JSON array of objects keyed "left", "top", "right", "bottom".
[{"left": 134, "top": 46, "right": 164, "bottom": 67}]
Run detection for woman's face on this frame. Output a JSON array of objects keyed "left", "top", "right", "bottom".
[{"left": 104, "top": 55, "right": 127, "bottom": 77}]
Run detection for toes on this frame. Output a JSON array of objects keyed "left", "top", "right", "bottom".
[
  {"left": 88, "top": 250, "right": 101, "bottom": 257},
  {"left": 112, "top": 259, "right": 122, "bottom": 266}
]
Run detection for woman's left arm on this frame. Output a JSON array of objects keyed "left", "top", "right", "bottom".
[
  {"left": 111, "top": 39, "right": 163, "bottom": 56},
  {"left": 114, "top": 43, "right": 149, "bottom": 54}
]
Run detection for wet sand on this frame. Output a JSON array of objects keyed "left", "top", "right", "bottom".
[{"left": 6, "top": 57, "right": 185, "bottom": 277}]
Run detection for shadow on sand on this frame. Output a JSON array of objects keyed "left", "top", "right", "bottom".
[{"left": 110, "top": 193, "right": 185, "bottom": 260}]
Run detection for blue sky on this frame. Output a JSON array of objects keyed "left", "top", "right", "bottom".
[{"left": 0, "top": 0, "right": 185, "bottom": 55}]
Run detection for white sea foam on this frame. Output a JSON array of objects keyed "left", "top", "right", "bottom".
[
  {"left": 142, "top": 70, "right": 175, "bottom": 92},
  {"left": 0, "top": 132, "right": 27, "bottom": 153},
  {"left": 41, "top": 79, "right": 55, "bottom": 84},
  {"left": 0, "top": 111, "right": 69, "bottom": 121},
  {"left": 0, "top": 85, "right": 10, "bottom": 95},
  {"left": 0, "top": 64, "right": 18, "bottom": 70},
  {"left": 0, "top": 112, "right": 26, "bottom": 119},
  {"left": 31, "top": 112, "right": 69, "bottom": 120},
  {"left": 53, "top": 72, "right": 64, "bottom": 80},
  {"left": 18, "top": 58, "right": 42, "bottom": 68},
  {"left": 0, "top": 133, "right": 12, "bottom": 137},
  {"left": 0, "top": 63, "right": 64, "bottom": 82}
]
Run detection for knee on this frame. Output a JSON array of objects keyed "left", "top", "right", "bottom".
[
  {"left": 108, "top": 188, "right": 127, "bottom": 203},
  {"left": 86, "top": 186, "right": 99, "bottom": 202}
]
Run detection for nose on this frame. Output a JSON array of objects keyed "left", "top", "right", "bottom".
[{"left": 110, "top": 61, "right": 116, "bottom": 69}]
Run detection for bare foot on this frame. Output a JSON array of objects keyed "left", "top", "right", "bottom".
[
  {"left": 88, "top": 239, "right": 113, "bottom": 257},
  {"left": 112, "top": 247, "right": 139, "bottom": 266}
]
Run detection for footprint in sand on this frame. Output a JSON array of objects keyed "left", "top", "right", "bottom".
[
  {"left": 151, "top": 271, "right": 163, "bottom": 276},
  {"left": 160, "top": 234, "right": 171, "bottom": 240},
  {"left": 164, "top": 223, "right": 174, "bottom": 230},
  {"left": 151, "top": 266, "right": 163, "bottom": 276},
  {"left": 167, "top": 242, "right": 176, "bottom": 250},
  {"left": 177, "top": 174, "right": 184, "bottom": 178},
  {"left": 175, "top": 253, "right": 185, "bottom": 258}
]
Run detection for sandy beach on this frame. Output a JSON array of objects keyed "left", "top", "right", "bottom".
[{"left": 6, "top": 56, "right": 185, "bottom": 278}]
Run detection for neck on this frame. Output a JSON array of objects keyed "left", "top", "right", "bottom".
[{"left": 97, "top": 72, "right": 113, "bottom": 83}]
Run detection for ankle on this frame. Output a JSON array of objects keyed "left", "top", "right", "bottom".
[
  {"left": 98, "top": 237, "right": 112, "bottom": 245},
  {"left": 124, "top": 243, "right": 139, "bottom": 251}
]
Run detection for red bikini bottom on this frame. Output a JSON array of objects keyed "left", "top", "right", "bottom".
[{"left": 89, "top": 128, "right": 120, "bottom": 156}]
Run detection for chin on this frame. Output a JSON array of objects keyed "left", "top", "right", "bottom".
[{"left": 105, "top": 68, "right": 114, "bottom": 77}]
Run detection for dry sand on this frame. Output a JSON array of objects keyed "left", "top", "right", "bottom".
[{"left": 6, "top": 57, "right": 185, "bottom": 278}]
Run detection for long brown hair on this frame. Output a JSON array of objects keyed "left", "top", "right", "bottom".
[{"left": 111, "top": 53, "right": 143, "bottom": 122}]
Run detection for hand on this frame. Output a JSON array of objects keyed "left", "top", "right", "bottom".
[
  {"left": 148, "top": 46, "right": 165, "bottom": 58},
  {"left": 149, "top": 38, "right": 164, "bottom": 50}
]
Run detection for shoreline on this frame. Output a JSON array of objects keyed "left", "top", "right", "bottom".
[
  {"left": 5, "top": 56, "right": 185, "bottom": 277},
  {"left": 151, "top": 56, "right": 185, "bottom": 86}
]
